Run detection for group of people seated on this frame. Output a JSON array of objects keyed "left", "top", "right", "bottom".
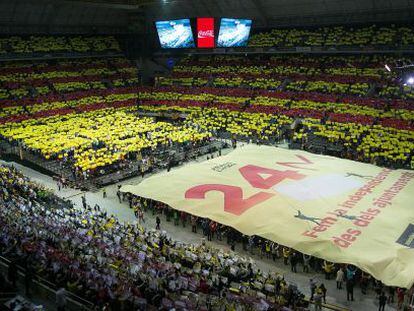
[
  {"left": 248, "top": 24, "right": 414, "bottom": 47},
  {"left": 1, "top": 108, "right": 212, "bottom": 174},
  {"left": 0, "top": 57, "right": 137, "bottom": 102},
  {"left": 0, "top": 47, "right": 413, "bottom": 185},
  {"left": 0, "top": 164, "right": 311, "bottom": 310},
  {"left": 0, "top": 35, "right": 120, "bottom": 56},
  {"left": 162, "top": 54, "right": 414, "bottom": 99},
  {"left": 149, "top": 53, "right": 413, "bottom": 169}
]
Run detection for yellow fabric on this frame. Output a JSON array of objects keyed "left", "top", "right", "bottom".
[{"left": 121, "top": 145, "right": 414, "bottom": 288}]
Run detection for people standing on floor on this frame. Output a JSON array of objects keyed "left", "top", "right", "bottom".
[
  {"left": 56, "top": 286, "right": 67, "bottom": 311},
  {"left": 396, "top": 287, "right": 405, "bottom": 310},
  {"left": 216, "top": 224, "right": 223, "bottom": 241},
  {"left": 378, "top": 291, "right": 387, "bottom": 311},
  {"left": 202, "top": 219, "right": 209, "bottom": 237},
  {"left": 336, "top": 267, "right": 344, "bottom": 289},
  {"left": 290, "top": 251, "right": 298, "bottom": 273},
  {"left": 81, "top": 195, "right": 87, "bottom": 209},
  {"left": 271, "top": 242, "right": 279, "bottom": 261},
  {"left": 241, "top": 235, "right": 248, "bottom": 251},
  {"left": 138, "top": 209, "right": 145, "bottom": 224},
  {"left": 210, "top": 221, "right": 217, "bottom": 240},
  {"left": 302, "top": 254, "right": 311, "bottom": 273},
  {"left": 116, "top": 188, "right": 122, "bottom": 203},
  {"left": 248, "top": 235, "right": 255, "bottom": 254},
  {"left": 62, "top": 177, "right": 68, "bottom": 188},
  {"left": 260, "top": 240, "right": 266, "bottom": 259},
  {"left": 229, "top": 236, "right": 236, "bottom": 251},
  {"left": 314, "top": 288, "right": 323, "bottom": 311},
  {"left": 346, "top": 278, "right": 354, "bottom": 301},
  {"left": 191, "top": 215, "right": 197, "bottom": 233},
  {"left": 346, "top": 265, "right": 356, "bottom": 281},
  {"left": 374, "top": 280, "right": 384, "bottom": 298},
  {"left": 387, "top": 286, "right": 395, "bottom": 303},
  {"left": 283, "top": 247, "right": 291, "bottom": 265},
  {"left": 319, "top": 283, "right": 327, "bottom": 303},
  {"left": 173, "top": 210, "right": 179, "bottom": 226},
  {"left": 361, "top": 271, "right": 369, "bottom": 295},
  {"left": 309, "top": 278, "right": 317, "bottom": 301},
  {"left": 156, "top": 216, "right": 161, "bottom": 230},
  {"left": 180, "top": 211, "right": 187, "bottom": 227},
  {"left": 206, "top": 221, "right": 212, "bottom": 241},
  {"left": 265, "top": 241, "right": 271, "bottom": 259},
  {"left": 102, "top": 188, "right": 107, "bottom": 198},
  {"left": 322, "top": 260, "right": 334, "bottom": 280}
]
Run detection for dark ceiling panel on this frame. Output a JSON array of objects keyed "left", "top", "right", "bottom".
[{"left": 0, "top": 0, "right": 414, "bottom": 34}]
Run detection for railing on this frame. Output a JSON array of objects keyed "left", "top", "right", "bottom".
[
  {"left": 154, "top": 45, "right": 414, "bottom": 56},
  {"left": 0, "top": 51, "right": 123, "bottom": 62},
  {"left": 305, "top": 298, "right": 351, "bottom": 311},
  {"left": 0, "top": 136, "right": 226, "bottom": 191}
]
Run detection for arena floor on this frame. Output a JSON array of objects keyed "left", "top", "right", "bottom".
[{"left": 1, "top": 145, "right": 398, "bottom": 311}]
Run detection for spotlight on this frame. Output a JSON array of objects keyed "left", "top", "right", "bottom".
[{"left": 384, "top": 61, "right": 414, "bottom": 88}]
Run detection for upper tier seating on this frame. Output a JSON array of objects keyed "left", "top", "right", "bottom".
[
  {"left": 249, "top": 24, "right": 414, "bottom": 48},
  {"left": 0, "top": 35, "right": 120, "bottom": 58},
  {"left": 0, "top": 57, "right": 138, "bottom": 105},
  {"left": 161, "top": 54, "right": 414, "bottom": 100}
]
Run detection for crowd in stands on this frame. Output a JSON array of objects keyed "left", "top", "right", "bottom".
[
  {"left": 1, "top": 107, "right": 211, "bottom": 174},
  {"left": 151, "top": 54, "right": 414, "bottom": 169},
  {"left": 0, "top": 30, "right": 414, "bottom": 311},
  {"left": 0, "top": 54, "right": 413, "bottom": 187},
  {"left": 0, "top": 164, "right": 311, "bottom": 310},
  {"left": 0, "top": 57, "right": 137, "bottom": 102},
  {"left": 248, "top": 24, "right": 414, "bottom": 48},
  {"left": 0, "top": 35, "right": 120, "bottom": 56},
  {"left": 134, "top": 86, "right": 413, "bottom": 169},
  {"left": 164, "top": 54, "right": 412, "bottom": 99},
  {"left": 0, "top": 37, "right": 413, "bottom": 184}
]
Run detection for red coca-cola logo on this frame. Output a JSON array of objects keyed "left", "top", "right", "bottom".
[
  {"left": 197, "top": 17, "right": 215, "bottom": 48},
  {"left": 198, "top": 30, "right": 214, "bottom": 38}
]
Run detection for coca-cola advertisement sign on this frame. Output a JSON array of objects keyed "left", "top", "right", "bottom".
[
  {"left": 197, "top": 17, "right": 215, "bottom": 48},
  {"left": 198, "top": 30, "right": 214, "bottom": 38}
]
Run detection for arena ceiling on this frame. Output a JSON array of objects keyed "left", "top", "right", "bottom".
[
  {"left": 144, "top": 0, "right": 414, "bottom": 28},
  {"left": 0, "top": 0, "right": 413, "bottom": 34},
  {"left": 65, "top": 0, "right": 414, "bottom": 27}
]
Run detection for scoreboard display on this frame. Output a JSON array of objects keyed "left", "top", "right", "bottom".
[{"left": 155, "top": 17, "right": 252, "bottom": 49}]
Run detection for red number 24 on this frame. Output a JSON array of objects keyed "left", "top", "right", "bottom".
[{"left": 185, "top": 165, "right": 305, "bottom": 215}]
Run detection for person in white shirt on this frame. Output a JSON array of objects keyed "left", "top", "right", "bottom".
[{"left": 336, "top": 267, "right": 345, "bottom": 290}]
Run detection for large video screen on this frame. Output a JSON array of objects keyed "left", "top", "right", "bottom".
[
  {"left": 217, "top": 18, "right": 252, "bottom": 47},
  {"left": 155, "top": 19, "right": 195, "bottom": 49}
]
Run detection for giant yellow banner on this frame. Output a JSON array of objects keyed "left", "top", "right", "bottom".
[{"left": 121, "top": 145, "right": 414, "bottom": 288}]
